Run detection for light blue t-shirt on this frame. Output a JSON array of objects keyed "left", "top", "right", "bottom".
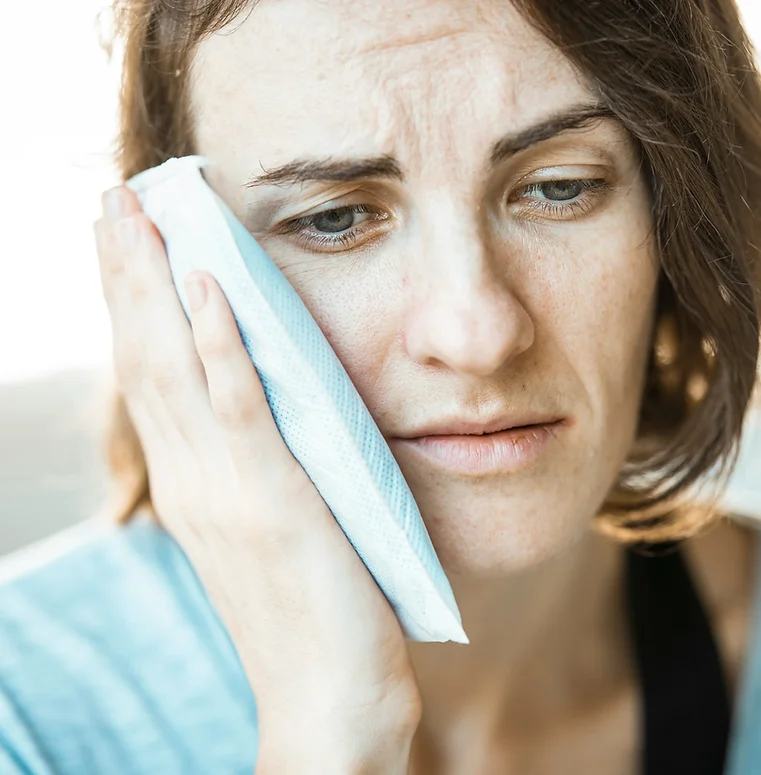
[
  {"left": 1, "top": 511, "right": 761, "bottom": 774},
  {"left": 0, "top": 515, "right": 259, "bottom": 774}
]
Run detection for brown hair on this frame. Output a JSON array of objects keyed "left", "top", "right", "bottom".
[{"left": 101, "top": 0, "right": 761, "bottom": 542}]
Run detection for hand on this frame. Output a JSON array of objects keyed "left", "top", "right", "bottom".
[{"left": 94, "top": 185, "right": 421, "bottom": 773}]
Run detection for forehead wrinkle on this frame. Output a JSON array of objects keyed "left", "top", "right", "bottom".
[
  {"left": 192, "top": 0, "right": 594, "bottom": 199},
  {"left": 358, "top": 47, "right": 545, "bottom": 187},
  {"left": 349, "top": 27, "right": 495, "bottom": 60}
]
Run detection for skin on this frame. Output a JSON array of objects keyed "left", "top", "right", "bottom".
[
  {"left": 100, "top": 0, "right": 756, "bottom": 772},
  {"left": 191, "top": 1, "right": 649, "bottom": 767},
  {"left": 191, "top": 0, "right": 657, "bottom": 576}
]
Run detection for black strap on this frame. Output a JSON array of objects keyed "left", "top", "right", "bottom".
[{"left": 625, "top": 543, "right": 732, "bottom": 775}]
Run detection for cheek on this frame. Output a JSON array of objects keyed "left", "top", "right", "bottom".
[
  {"left": 588, "top": 236, "right": 659, "bottom": 400},
  {"left": 202, "top": 172, "right": 399, "bottom": 410},
  {"left": 521, "top": 213, "right": 660, "bottom": 502},
  {"left": 283, "top": 265, "right": 397, "bottom": 403},
  {"left": 528, "top": 213, "right": 658, "bottom": 397}
]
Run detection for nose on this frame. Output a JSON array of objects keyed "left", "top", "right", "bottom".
[{"left": 402, "top": 220, "right": 535, "bottom": 377}]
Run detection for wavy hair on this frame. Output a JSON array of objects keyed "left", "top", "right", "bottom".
[{"left": 100, "top": 0, "right": 761, "bottom": 542}]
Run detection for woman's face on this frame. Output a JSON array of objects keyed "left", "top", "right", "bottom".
[{"left": 190, "top": 0, "right": 659, "bottom": 575}]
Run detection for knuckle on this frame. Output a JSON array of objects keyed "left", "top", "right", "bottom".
[
  {"left": 195, "top": 327, "right": 232, "bottom": 360},
  {"left": 114, "top": 341, "right": 144, "bottom": 388},
  {"left": 104, "top": 260, "right": 126, "bottom": 288},
  {"left": 232, "top": 395, "right": 260, "bottom": 426},
  {"left": 94, "top": 221, "right": 125, "bottom": 279},
  {"left": 196, "top": 334, "right": 231, "bottom": 362},
  {"left": 128, "top": 268, "right": 153, "bottom": 303},
  {"left": 92, "top": 217, "right": 106, "bottom": 251},
  {"left": 213, "top": 390, "right": 258, "bottom": 429},
  {"left": 148, "top": 358, "right": 183, "bottom": 397}
]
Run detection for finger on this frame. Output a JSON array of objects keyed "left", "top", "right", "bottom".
[
  {"left": 114, "top": 213, "right": 219, "bottom": 450},
  {"left": 93, "top": 217, "right": 119, "bottom": 308},
  {"left": 128, "top": 214, "right": 215, "bottom": 428},
  {"left": 101, "top": 184, "right": 141, "bottom": 223},
  {"left": 93, "top": 186, "right": 143, "bottom": 310},
  {"left": 92, "top": 214, "right": 176, "bottom": 463},
  {"left": 93, "top": 216, "right": 135, "bottom": 308},
  {"left": 185, "top": 271, "right": 290, "bottom": 470}
]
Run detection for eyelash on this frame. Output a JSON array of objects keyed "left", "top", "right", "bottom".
[
  {"left": 279, "top": 178, "right": 611, "bottom": 251},
  {"left": 278, "top": 204, "right": 384, "bottom": 251},
  {"left": 515, "top": 178, "right": 611, "bottom": 218}
]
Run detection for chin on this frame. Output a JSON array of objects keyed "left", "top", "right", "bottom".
[{"left": 414, "top": 484, "right": 602, "bottom": 578}]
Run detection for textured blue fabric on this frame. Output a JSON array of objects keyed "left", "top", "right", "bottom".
[{"left": 0, "top": 516, "right": 258, "bottom": 775}]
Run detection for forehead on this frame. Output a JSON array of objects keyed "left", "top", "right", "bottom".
[{"left": 191, "top": 0, "right": 594, "bottom": 182}]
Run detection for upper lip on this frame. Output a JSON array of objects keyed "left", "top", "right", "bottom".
[{"left": 395, "top": 414, "right": 563, "bottom": 439}]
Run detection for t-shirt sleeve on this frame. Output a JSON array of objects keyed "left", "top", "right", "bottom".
[{"left": 0, "top": 518, "right": 259, "bottom": 775}]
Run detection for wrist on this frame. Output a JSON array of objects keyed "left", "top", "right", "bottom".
[
  {"left": 255, "top": 714, "right": 416, "bottom": 775},
  {"left": 255, "top": 748, "right": 411, "bottom": 775}
]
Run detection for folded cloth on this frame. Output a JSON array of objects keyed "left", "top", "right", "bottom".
[{"left": 127, "top": 156, "right": 468, "bottom": 644}]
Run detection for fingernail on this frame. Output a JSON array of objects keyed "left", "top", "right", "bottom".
[
  {"left": 186, "top": 274, "right": 208, "bottom": 312},
  {"left": 115, "top": 217, "right": 139, "bottom": 251},
  {"left": 103, "top": 187, "right": 127, "bottom": 220}
]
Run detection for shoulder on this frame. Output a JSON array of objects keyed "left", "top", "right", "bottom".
[
  {"left": 0, "top": 513, "right": 258, "bottom": 775},
  {"left": 689, "top": 517, "right": 761, "bottom": 774},
  {"left": 0, "top": 511, "right": 184, "bottom": 605},
  {"left": 684, "top": 517, "right": 758, "bottom": 690},
  {"left": 0, "top": 512, "right": 215, "bottom": 672},
  {"left": 686, "top": 408, "right": 761, "bottom": 691}
]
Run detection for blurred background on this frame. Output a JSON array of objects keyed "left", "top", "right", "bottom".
[
  {"left": 3, "top": 1, "right": 761, "bottom": 556},
  {"left": 1, "top": 1, "right": 120, "bottom": 555}
]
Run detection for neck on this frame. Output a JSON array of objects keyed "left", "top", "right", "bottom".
[{"left": 406, "top": 529, "right": 631, "bottom": 768}]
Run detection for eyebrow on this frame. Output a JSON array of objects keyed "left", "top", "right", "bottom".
[{"left": 244, "top": 102, "right": 617, "bottom": 189}]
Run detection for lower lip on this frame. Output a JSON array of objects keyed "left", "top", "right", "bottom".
[{"left": 391, "top": 422, "right": 563, "bottom": 476}]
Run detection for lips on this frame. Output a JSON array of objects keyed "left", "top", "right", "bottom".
[
  {"left": 390, "top": 421, "right": 564, "bottom": 475},
  {"left": 417, "top": 420, "right": 564, "bottom": 439},
  {"left": 396, "top": 416, "right": 565, "bottom": 439}
]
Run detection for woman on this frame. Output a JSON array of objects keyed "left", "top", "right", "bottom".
[{"left": 2, "top": 0, "right": 761, "bottom": 772}]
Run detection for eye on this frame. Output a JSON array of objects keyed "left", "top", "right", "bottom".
[
  {"left": 277, "top": 204, "right": 390, "bottom": 252},
  {"left": 531, "top": 180, "right": 585, "bottom": 200},
  {"left": 510, "top": 178, "right": 611, "bottom": 220},
  {"left": 311, "top": 208, "right": 363, "bottom": 233}
]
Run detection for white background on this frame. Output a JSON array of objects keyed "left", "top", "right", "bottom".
[{"left": 2, "top": 1, "right": 761, "bottom": 385}]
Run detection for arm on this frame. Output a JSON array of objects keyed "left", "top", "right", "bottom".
[{"left": 95, "top": 185, "right": 420, "bottom": 770}]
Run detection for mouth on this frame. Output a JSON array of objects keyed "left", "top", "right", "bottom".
[
  {"left": 395, "top": 413, "right": 567, "bottom": 438},
  {"left": 414, "top": 418, "right": 565, "bottom": 438},
  {"left": 389, "top": 420, "right": 565, "bottom": 476}
]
